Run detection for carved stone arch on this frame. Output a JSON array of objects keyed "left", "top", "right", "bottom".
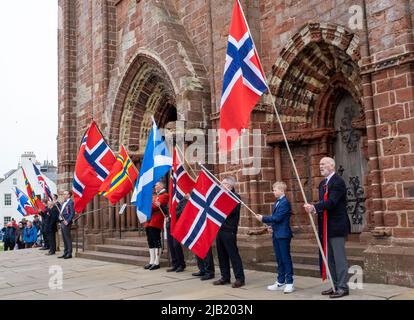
[
  {"left": 109, "top": 51, "right": 177, "bottom": 158},
  {"left": 267, "top": 22, "right": 362, "bottom": 128}
]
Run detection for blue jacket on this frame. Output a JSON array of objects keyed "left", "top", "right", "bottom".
[
  {"left": 22, "top": 226, "right": 37, "bottom": 243},
  {"left": 61, "top": 199, "right": 75, "bottom": 225},
  {"left": 4, "top": 226, "right": 17, "bottom": 243},
  {"left": 262, "top": 196, "right": 293, "bottom": 239}
]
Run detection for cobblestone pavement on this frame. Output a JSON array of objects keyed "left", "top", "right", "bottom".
[{"left": 0, "top": 249, "right": 413, "bottom": 300}]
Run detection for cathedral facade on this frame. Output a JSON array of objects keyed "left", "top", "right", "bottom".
[{"left": 58, "top": 0, "right": 414, "bottom": 286}]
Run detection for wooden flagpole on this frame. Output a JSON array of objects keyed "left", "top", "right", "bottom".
[{"left": 236, "top": 0, "right": 336, "bottom": 292}]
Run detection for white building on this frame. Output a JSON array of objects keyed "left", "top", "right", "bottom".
[{"left": 0, "top": 152, "right": 57, "bottom": 230}]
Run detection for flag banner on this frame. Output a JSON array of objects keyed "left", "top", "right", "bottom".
[
  {"left": 171, "top": 169, "right": 240, "bottom": 259},
  {"left": 99, "top": 145, "right": 139, "bottom": 204},
  {"left": 219, "top": 0, "right": 267, "bottom": 151},
  {"left": 14, "top": 187, "right": 37, "bottom": 216},
  {"left": 32, "top": 162, "right": 53, "bottom": 201},
  {"left": 131, "top": 118, "right": 172, "bottom": 224},
  {"left": 22, "top": 167, "right": 45, "bottom": 211},
  {"left": 72, "top": 120, "right": 116, "bottom": 213},
  {"left": 168, "top": 148, "right": 196, "bottom": 233}
]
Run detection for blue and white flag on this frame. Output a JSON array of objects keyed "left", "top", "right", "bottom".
[
  {"left": 14, "top": 187, "right": 36, "bottom": 216},
  {"left": 131, "top": 118, "right": 172, "bottom": 223}
]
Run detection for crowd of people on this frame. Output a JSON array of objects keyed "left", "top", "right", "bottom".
[
  {"left": 1, "top": 192, "right": 75, "bottom": 259},
  {"left": 146, "top": 157, "right": 350, "bottom": 298}
]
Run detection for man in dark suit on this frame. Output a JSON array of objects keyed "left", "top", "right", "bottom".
[
  {"left": 256, "top": 181, "right": 294, "bottom": 293},
  {"left": 213, "top": 176, "right": 245, "bottom": 288},
  {"left": 58, "top": 190, "right": 75, "bottom": 259},
  {"left": 45, "top": 200, "right": 59, "bottom": 256},
  {"left": 304, "top": 157, "right": 350, "bottom": 298}
]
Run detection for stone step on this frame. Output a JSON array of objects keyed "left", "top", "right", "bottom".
[
  {"left": 255, "top": 261, "right": 320, "bottom": 278},
  {"left": 94, "top": 244, "right": 168, "bottom": 258},
  {"left": 290, "top": 252, "right": 364, "bottom": 267},
  {"left": 290, "top": 241, "right": 366, "bottom": 256},
  {"left": 103, "top": 237, "right": 149, "bottom": 247},
  {"left": 77, "top": 250, "right": 169, "bottom": 267}
]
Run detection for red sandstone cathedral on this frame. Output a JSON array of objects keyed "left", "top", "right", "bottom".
[{"left": 58, "top": 0, "right": 414, "bottom": 287}]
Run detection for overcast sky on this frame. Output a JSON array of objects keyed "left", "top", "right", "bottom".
[{"left": 0, "top": 1, "right": 58, "bottom": 176}]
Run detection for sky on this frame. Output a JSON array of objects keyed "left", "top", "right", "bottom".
[{"left": 0, "top": 1, "right": 58, "bottom": 176}]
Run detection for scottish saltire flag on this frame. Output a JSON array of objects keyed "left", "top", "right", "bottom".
[
  {"left": 131, "top": 118, "right": 172, "bottom": 223},
  {"left": 99, "top": 145, "right": 139, "bottom": 204},
  {"left": 219, "top": 0, "right": 268, "bottom": 151},
  {"left": 73, "top": 120, "right": 116, "bottom": 213},
  {"left": 171, "top": 169, "right": 240, "bottom": 259},
  {"left": 22, "top": 167, "right": 45, "bottom": 211},
  {"left": 169, "top": 148, "right": 196, "bottom": 233},
  {"left": 14, "top": 187, "right": 37, "bottom": 216},
  {"left": 32, "top": 162, "right": 53, "bottom": 201}
]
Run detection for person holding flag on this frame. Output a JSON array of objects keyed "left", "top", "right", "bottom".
[
  {"left": 131, "top": 117, "right": 172, "bottom": 270},
  {"left": 166, "top": 148, "right": 195, "bottom": 273}
]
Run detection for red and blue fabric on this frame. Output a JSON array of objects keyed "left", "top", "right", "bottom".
[
  {"left": 32, "top": 163, "right": 53, "bottom": 201},
  {"left": 171, "top": 169, "right": 239, "bottom": 259},
  {"left": 219, "top": 0, "right": 267, "bottom": 151},
  {"left": 73, "top": 120, "right": 116, "bottom": 213}
]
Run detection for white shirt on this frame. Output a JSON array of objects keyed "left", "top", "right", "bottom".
[
  {"left": 325, "top": 172, "right": 335, "bottom": 185},
  {"left": 60, "top": 199, "right": 70, "bottom": 214}
]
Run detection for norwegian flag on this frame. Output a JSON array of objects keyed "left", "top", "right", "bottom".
[
  {"left": 168, "top": 148, "right": 196, "bottom": 233},
  {"left": 72, "top": 120, "right": 116, "bottom": 213},
  {"left": 32, "top": 162, "right": 53, "bottom": 201},
  {"left": 171, "top": 169, "right": 240, "bottom": 259},
  {"left": 219, "top": 0, "right": 268, "bottom": 151}
]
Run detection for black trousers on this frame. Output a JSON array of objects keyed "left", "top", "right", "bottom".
[
  {"left": 167, "top": 229, "right": 185, "bottom": 268},
  {"left": 61, "top": 223, "right": 72, "bottom": 256},
  {"left": 48, "top": 231, "right": 56, "bottom": 254},
  {"left": 146, "top": 227, "right": 161, "bottom": 249},
  {"left": 42, "top": 231, "right": 49, "bottom": 248},
  {"left": 216, "top": 230, "right": 245, "bottom": 282},
  {"left": 196, "top": 247, "right": 215, "bottom": 276},
  {"left": 4, "top": 241, "right": 15, "bottom": 251}
]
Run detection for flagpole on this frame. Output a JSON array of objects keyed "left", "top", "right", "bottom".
[
  {"left": 198, "top": 163, "right": 260, "bottom": 218},
  {"left": 236, "top": 0, "right": 335, "bottom": 291},
  {"left": 175, "top": 144, "right": 198, "bottom": 181}
]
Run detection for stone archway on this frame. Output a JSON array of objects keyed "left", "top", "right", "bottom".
[{"left": 265, "top": 22, "right": 366, "bottom": 238}]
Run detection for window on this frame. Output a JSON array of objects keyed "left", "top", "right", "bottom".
[
  {"left": 4, "top": 217, "right": 11, "bottom": 225},
  {"left": 12, "top": 178, "right": 17, "bottom": 185},
  {"left": 4, "top": 194, "right": 12, "bottom": 206}
]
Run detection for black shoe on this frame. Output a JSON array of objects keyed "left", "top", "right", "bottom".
[
  {"left": 192, "top": 271, "right": 205, "bottom": 277},
  {"left": 166, "top": 266, "right": 178, "bottom": 272},
  {"left": 175, "top": 266, "right": 185, "bottom": 273},
  {"left": 321, "top": 288, "right": 335, "bottom": 295},
  {"left": 201, "top": 274, "right": 215, "bottom": 281},
  {"left": 149, "top": 264, "right": 160, "bottom": 270},
  {"left": 45, "top": 252, "right": 55, "bottom": 256},
  {"left": 39, "top": 247, "right": 48, "bottom": 251},
  {"left": 144, "top": 264, "right": 153, "bottom": 269},
  {"left": 57, "top": 255, "right": 66, "bottom": 259},
  {"left": 329, "top": 289, "right": 349, "bottom": 299},
  {"left": 64, "top": 255, "right": 72, "bottom": 259},
  {"left": 213, "top": 278, "right": 230, "bottom": 285},
  {"left": 232, "top": 280, "right": 245, "bottom": 288}
]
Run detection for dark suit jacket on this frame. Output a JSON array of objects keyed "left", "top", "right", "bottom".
[
  {"left": 314, "top": 174, "right": 350, "bottom": 238},
  {"left": 219, "top": 191, "right": 241, "bottom": 234},
  {"left": 262, "top": 196, "right": 293, "bottom": 239},
  {"left": 46, "top": 206, "right": 59, "bottom": 233},
  {"left": 61, "top": 199, "right": 75, "bottom": 225}
]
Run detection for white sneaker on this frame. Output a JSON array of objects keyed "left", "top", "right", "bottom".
[
  {"left": 284, "top": 283, "right": 295, "bottom": 294},
  {"left": 267, "top": 281, "right": 285, "bottom": 291}
]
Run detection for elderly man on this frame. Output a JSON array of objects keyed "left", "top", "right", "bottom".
[
  {"left": 213, "top": 176, "right": 245, "bottom": 288},
  {"left": 304, "top": 157, "right": 350, "bottom": 298}
]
